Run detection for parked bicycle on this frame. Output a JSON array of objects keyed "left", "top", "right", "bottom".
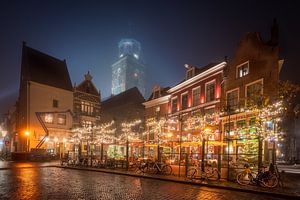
[
  {"left": 236, "top": 163, "right": 278, "bottom": 188},
  {"left": 151, "top": 161, "right": 172, "bottom": 175},
  {"left": 187, "top": 162, "right": 220, "bottom": 181}
]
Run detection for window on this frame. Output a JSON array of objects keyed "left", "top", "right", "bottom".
[
  {"left": 205, "top": 81, "right": 216, "bottom": 102},
  {"left": 181, "top": 93, "right": 188, "bottom": 110},
  {"left": 226, "top": 89, "right": 239, "bottom": 111},
  {"left": 192, "top": 87, "right": 201, "bottom": 107},
  {"left": 171, "top": 97, "right": 178, "bottom": 113},
  {"left": 224, "top": 122, "right": 234, "bottom": 137},
  {"left": 249, "top": 118, "right": 256, "bottom": 126},
  {"left": 186, "top": 68, "right": 195, "bottom": 79},
  {"left": 82, "top": 121, "right": 92, "bottom": 127},
  {"left": 44, "top": 114, "right": 54, "bottom": 124},
  {"left": 57, "top": 114, "right": 66, "bottom": 125},
  {"left": 53, "top": 99, "right": 58, "bottom": 108},
  {"left": 81, "top": 101, "right": 94, "bottom": 115},
  {"left": 204, "top": 108, "right": 215, "bottom": 124},
  {"left": 155, "top": 106, "right": 160, "bottom": 119},
  {"left": 246, "top": 79, "right": 263, "bottom": 106},
  {"left": 237, "top": 62, "right": 249, "bottom": 78},
  {"left": 236, "top": 120, "right": 246, "bottom": 128}
]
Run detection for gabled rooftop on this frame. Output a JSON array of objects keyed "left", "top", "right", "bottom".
[
  {"left": 101, "top": 87, "right": 145, "bottom": 110},
  {"left": 75, "top": 71, "right": 100, "bottom": 96},
  {"left": 21, "top": 42, "right": 73, "bottom": 91}
]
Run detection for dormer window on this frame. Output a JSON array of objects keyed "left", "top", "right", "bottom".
[
  {"left": 186, "top": 67, "right": 195, "bottom": 80},
  {"left": 152, "top": 86, "right": 161, "bottom": 99},
  {"left": 236, "top": 61, "right": 249, "bottom": 78}
]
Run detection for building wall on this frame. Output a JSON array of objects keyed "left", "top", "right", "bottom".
[
  {"left": 26, "top": 81, "right": 73, "bottom": 150},
  {"left": 73, "top": 91, "right": 101, "bottom": 127},
  {"left": 145, "top": 102, "right": 169, "bottom": 119},
  {"left": 169, "top": 73, "right": 222, "bottom": 115},
  {"left": 223, "top": 33, "right": 280, "bottom": 107},
  {"left": 220, "top": 33, "right": 281, "bottom": 166}
]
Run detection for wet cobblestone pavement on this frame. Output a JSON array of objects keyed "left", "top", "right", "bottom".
[{"left": 0, "top": 162, "right": 287, "bottom": 200}]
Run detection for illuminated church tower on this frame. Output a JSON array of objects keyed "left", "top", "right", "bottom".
[{"left": 111, "top": 39, "right": 145, "bottom": 97}]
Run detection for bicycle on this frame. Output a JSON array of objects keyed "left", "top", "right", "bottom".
[
  {"left": 151, "top": 161, "right": 172, "bottom": 175},
  {"left": 187, "top": 163, "right": 220, "bottom": 181},
  {"left": 236, "top": 163, "right": 278, "bottom": 188}
]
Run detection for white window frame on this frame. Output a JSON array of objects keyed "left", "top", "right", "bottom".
[
  {"left": 181, "top": 91, "right": 189, "bottom": 110},
  {"left": 205, "top": 79, "right": 216, "bottom": 103},
  {"left": 226, "top": 87, "right": 240, "bottom": 108},
  {"left": 192, "top": 86, "right": 201, "bottom": 107},
  {"left": 245, "top": 78, "right": 264, "bottom": 98},
  {"left": 236, "top": 61, "right": 249, "bottom": 78}
]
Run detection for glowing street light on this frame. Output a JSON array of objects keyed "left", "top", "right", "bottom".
[
  {"left": 25, "top": 131, "right": 30, "bottom": 136},
  {"left": 24, "top": 130, "right": 30, "bottom": 152}
]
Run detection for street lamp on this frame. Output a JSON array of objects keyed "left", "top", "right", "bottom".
[
  {"left": 54, "top": 137, "right": 58, "bottom": 156},
  {"left": 24, "top": 131, "right": 30, "bottom": 152}
]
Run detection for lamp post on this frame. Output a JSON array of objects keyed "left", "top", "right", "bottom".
[
  {"left": 178, "top": 114, "right": 183, "bottom": 177},
  {"left": 54, "top": 137, "right": 58, "bottom": 156},
  {"left": 25, "top": 131, "right": 30, "bottom": 152}
]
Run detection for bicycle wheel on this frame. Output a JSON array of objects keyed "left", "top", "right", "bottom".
[
  {"left": 162, "top": 165, "right": 172, "bottom": 175},
  {"left": 187, "top": 168, "right": 197, "bottom": 180},
  {"left": 206, "top": 169, "right": 220, "bottom": 181},
  {"left": 236, "top": 172, "right": 252, "bottom": 185},
  {"left": 262, "top": 173, "right": 278, "bottom": 188}
]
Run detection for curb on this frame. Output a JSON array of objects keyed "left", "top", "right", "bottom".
[
  {"left": 57, "top": 165, "right": 299, "bottom": 199},
  {"left": 0, "top": 165, "right": 58, "bottom": 170}
]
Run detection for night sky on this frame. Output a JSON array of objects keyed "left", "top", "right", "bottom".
[{"left": 0, "top": 0, "right": 299, "bottom": 114}]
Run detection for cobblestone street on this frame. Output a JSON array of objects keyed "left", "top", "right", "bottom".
[{"left": 0, "top": 162, "right": 286, "bottom": 200}]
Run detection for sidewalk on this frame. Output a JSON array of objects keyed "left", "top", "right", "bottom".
[{"left": 58, "top": 165, "right": 300, "bottom": 199}]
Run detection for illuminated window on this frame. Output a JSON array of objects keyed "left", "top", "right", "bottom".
[
  {"left": 192, "top": 87, "right": 201, "bottom": 107},
  {"left": 171, "top": 97, "right": 178, "bottom": 113},
  {"left": 82, "top": 121, "right": 92, "bottom": 127},
  {"left": 57, "top": 114, "right": 66, "bottom": 125},
  {"left": 181, "top": 93, "right": 188, "bottom": 110},
  {"left": 155, "top": 106, "right": 160, "bottom": 119},
  {"left": 237, "top": 61, "right": 249, "bottom": 78},
  {"left": 205, "top": 81, "right": 216, "bottom": 102},
  {"left": 81, "top": 101, "right": 94, "bottom": 115},
  {"left": 224, "top": 122, "right": 234, "bottom": 137},
  {"left": 133, "top": 54, "right": 139, "bottom": 59},
  {"left": 44, "top": 114, "right": 54, "bottom": 124}
]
